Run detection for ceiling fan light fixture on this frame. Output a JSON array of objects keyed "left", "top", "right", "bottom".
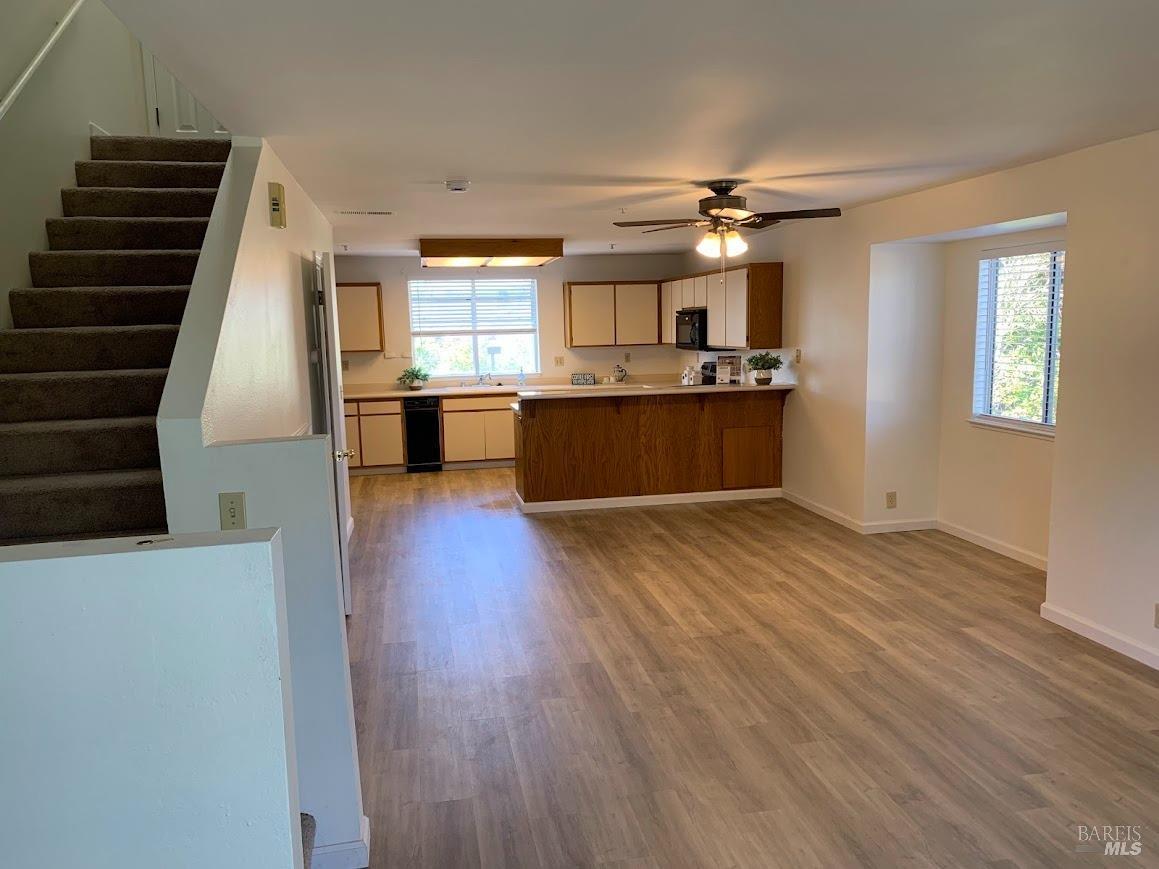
[
  {"left": 724, "top": 230, "right": 748, "bottom": 257},
  {"left": 696, "top": 230, "right": 722, "bottom": 258}
]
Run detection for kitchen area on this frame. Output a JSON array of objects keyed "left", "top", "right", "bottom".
[{"left": 334, "top": 248, "right": 795, "bottom": 511}]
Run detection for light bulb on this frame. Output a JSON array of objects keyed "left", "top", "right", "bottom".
[
  {"left": 696, "top": 231, "right": 721, "bottom": 257},
  {"left": 724, "top": 230, "right": 748, "bottom": 257}
]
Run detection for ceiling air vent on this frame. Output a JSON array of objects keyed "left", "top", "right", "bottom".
[{"left": 335, "top": 209, "right": 393, "bottom": 216}]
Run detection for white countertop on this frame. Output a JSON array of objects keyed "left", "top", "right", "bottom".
[{"left": 516, "top": 381, "right": 795, "bottom": 400}]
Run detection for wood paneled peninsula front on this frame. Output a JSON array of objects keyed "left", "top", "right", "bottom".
[{"left": 513, "top": 384, "right": 792, "bottom": 510}]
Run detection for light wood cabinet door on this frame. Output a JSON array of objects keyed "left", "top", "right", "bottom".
[
  {"left": 707, "top": 273, "right": 727, "bottom": 347},
  {"left": 336, "top": 283, "right": 384, "bottom": 352},
  {"left": 614, "top": 283, "right": 658, "bottom": 345},
  {"left": 567, "top": 284, "right": 616, "bottom": 346},
  {"left": 483, "top": 410, "right": 516, "bottom": 459},
  {"left": 679, "top": 278, "right": 694, "bottom": 310},
  {"left": 443, "top": 411, "right": 487, "bottom": 461},
  {"left": 344, "top": 416, "right": 362, "bottom": 468},
  {"left": 359, "top": 414, "right": 404, "bottom": 466},
  {"left": 660, "top": 281, "right": 676, "bottom": 344},
  {"left": 725, "top": 268, "right": 749, "bottom": 349},
  {"left": 693, "top": 274, "right": 709, "bottom": 308}
]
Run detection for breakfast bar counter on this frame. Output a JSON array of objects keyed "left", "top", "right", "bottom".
[{"left": 513, "top": 385, "right": 792, "bottom": 511}]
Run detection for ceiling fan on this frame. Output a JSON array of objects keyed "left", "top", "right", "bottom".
[{"left": 612, "top": 179, "right": 840, "bottom": 257}]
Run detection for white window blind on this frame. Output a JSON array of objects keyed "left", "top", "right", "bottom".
[
  {"left": 973, "top": 245, "right": 1065, "bottom": 429},
  {"left": 408, "top": 278, "right": 540, "bottom": 377}
]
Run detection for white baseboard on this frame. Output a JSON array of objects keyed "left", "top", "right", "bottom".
[
  {"left": 780, "top": 491, "right": 862, "bottom": 532},
  {"left": 1041, "top": 603, "right": 1159, "bottom": 670},
  {"left": 312, "top": 815, "right": 370, "bottom": 869},
  {"left": 862, "top": 517, "right": 938, "bottom": 534},
  {"left": 936, "top": 520, "right": 1047, "bottom": 570},
  {"left": 518, "top": 487, "right": 782, "bottom": 514}
]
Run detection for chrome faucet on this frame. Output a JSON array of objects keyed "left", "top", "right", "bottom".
[{"left": 475, "top": 372, "right": 493, "bottom": 386}]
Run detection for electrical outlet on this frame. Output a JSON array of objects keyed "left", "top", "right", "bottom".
[
  {"left": 553, "top": 356, "right": 565, "bottom": 367},
  {"left": 794, "top": 348, "right": 802, "bottom": 364},
  {"left": 219, "top": 492, "right": 247, "bottom": 530},
  {"left": 623, "top": 352, "right": 631, "bottom": 363},
  {"left": 885, "top": 491, "right": 898, "bottom": 509}
]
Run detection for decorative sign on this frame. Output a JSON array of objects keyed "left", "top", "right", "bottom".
[{"left": 571, "top": 372, "right": 597, "bottom": 385}]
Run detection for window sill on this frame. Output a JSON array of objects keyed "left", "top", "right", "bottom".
[{"left": 968, "top": 415, "right": 1055, "bottom": 441}]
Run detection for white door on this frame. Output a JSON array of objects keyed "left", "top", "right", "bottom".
[
  {"left": 313, "top": 252, "right": 355, "bottom": 615},
  {"left": 142, "top": 49, "right": 230, "bottom": 138}
]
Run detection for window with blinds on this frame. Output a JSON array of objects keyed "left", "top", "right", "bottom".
[
  {"left": 973, "top": 245, "right": 1065, "bottom": 429},
  {"left": 408, "top": 278, "right": 540, "bottom": 377}
]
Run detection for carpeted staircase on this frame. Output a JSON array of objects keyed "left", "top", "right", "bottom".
[{"left": 0, "top": 136, "right": 229, "bottom": 544}]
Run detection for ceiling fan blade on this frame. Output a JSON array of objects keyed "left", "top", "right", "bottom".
[
  {"left": 753, "top": 208, "right": 842, "bottom": 221},
  {"left": 613, "top": 218, "right": 703, "bottom": 227},
  {"left": 743, "top": 218, "right": 781, "bottom": 232},
  {"left": 641, "top": 222, "right": 708, "bottom": 233}
]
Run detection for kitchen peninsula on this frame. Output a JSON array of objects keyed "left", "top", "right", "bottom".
[{"left": 513, "top": 383, "right": 792, "bottom": 511}]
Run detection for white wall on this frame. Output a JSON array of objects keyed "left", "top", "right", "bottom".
[
  {"left": 159, "top": 139, "right": 369, "bottom": 865},
  {"left": 0, "top": 530, "right": 303, "bottom": 869},
  {"left": 0, "top": 0, "right": 147, "bottom": 328},
  {"left": 936, "top": 228, "right": 1063, "bottom": 566},
  {"left": 201, "top": 144, "right": 330, "bottom": 441},
  {"left": 863, "top": 242, "right": 945, "bottom": 527},
  {"left": 1, "top": 0, "right": 77, "bottom": 96},
  {"left": 708, "top": 131, "right": 1159, "bottom": 667},
  {"left": 334, "top": 253, "right": 689, "bottom": 385}
]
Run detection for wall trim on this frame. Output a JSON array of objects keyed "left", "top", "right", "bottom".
[
  {"left": 518, "top": 487, "right": 782, "bottom": 514},
  {"left": 1040, "top": 603, "right": 1159, "bottom": 671},
  {"left": 935, "top": 520, "right": 1047, "bottom": 570},
  {"left": 862, "top": 517, "right": 938, "bottom": 534},
  {"left": 780, "top": 490, "right": 862, "bottom": 532},
  {"left": 312, "top": 815, "right": 370, "bottom": 869}
]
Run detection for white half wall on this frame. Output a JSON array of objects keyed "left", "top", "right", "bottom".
[
  {"left": 0, "top": 530, "right": 302, "bottom": 869},
  {"left": 937, "top": 228, "right": 1064, "bottom": 567},
  {"left": 0, "top": 0, "right": 147, "bottom": 328},
  {"left": 335, "top": 253, "right": 690, "bottom": 384}
]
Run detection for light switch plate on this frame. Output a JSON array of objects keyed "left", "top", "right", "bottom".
[{"left": 219, "top": 492, "right": 247, "bottom": 530}]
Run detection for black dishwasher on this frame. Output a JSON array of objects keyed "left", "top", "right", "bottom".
[{"left": 403, "top": 396, "right": 442, "bottom": 472}]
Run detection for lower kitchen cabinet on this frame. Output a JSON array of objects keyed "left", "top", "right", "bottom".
[
  {"left": 483, "top": 409, "right": 516, "bottom": 459},
  {"left": 344, "top": 415, "right": 362, "bottom": 468},
  {"left": 443, "top": 411, "right": 486, "bottom": 461},
  {"left": 359, "top": 413, "right": 404, "bottom": 466}
]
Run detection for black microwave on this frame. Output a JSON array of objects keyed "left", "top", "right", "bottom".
[{"left": 676, "top": 308, "right": 709, "bottom": 350}]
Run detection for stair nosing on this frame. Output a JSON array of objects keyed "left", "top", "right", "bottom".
[
  {"left": 75, "top": 160, "right": 226, "bottom": 167},
  {"left": 0, "top": 468, "right": 163, "bottom": 492},
  {"left": 12, "top": 286, "right": 191, "bottom": 292},
  {"left": 0, "top": 416, "right": 157, "bottom": 432},
  {"left": 47, "top": 216, "right": 211, "bottom": 223},
  {"left": 63, "top": 186, "right": 220, "bottom": 193},
  {"left": 30, "top": 249, "right": 202, "bottom": 256}
]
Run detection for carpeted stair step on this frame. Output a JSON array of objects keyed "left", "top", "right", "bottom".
[
  {"left": 0, "top": 468, "right": 166, "bottom": 541},
  {"left": 9, "top": 287, "right": 189, "bottom": 328},
  {"left": 62, "top": 187, "right": 218, "bottom": 217},
  {"left": 29, "top": 250, "right": 199, "bottom": 287},
  {"left": 90, "top": 135, "right": 231, "bottom": 163},
  {"left": 75, "top": 160, "right": 226, "bottom": 189},
  {"left": 0, "top": 325, "right": 179, "bottom": 373},
  {"left": 47, "top": 217, "right": 209, "bottom": 251},
  {"left": 0, "top": 416, "right": 159, "bottom": 476},
  {"left": 0, "top": 369, "right": 168, "bottom": 423}
]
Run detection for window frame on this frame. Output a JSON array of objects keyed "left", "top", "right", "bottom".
[
  {"left": 971, "top": 241, "right": 1065, "bottom": 438},
  {"left": 407, "top": 276, "right": 541, "bottom": 378}
]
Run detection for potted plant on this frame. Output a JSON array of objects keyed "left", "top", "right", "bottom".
[
  {"left": 746, "top": 352, "right": 782, "bottom": 385},
  {"left": 396, "top": 366, "right": 430, "bottom": 391}
]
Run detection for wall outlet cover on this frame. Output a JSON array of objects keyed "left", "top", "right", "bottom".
[
  {"left": 885, "top": 491, "right": 898, "bottom": 509},
  {"left": 219, "top": 492, "right": 247, "bottom": 530},
  {"left": 554, "top": 356, "right": 565, "bottom": 367}
]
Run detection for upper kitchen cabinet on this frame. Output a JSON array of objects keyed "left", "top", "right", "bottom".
[
  {"left": 336, "top": 282, "right": 384, "bottom": 352},
  {"left": 564, "top": 282, "right": 659, "bottom": 347},
  {"left": 564, "top": 283, "right": 616, "bottom": 346},
  {"left": 692, "top": 274, "right": 709, "bottom": 308},
  {"left": 614, "top": 282, "right": 659, "bottom": 345},
  {"left": 687, "top": 261, "right": 783, "bottom": 349},
  {"left": 660, "top": 281, "right": 676, "bottom": 344}
]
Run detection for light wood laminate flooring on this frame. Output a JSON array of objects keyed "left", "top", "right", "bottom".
[{"left": 347, "top": 469, "right": 1158, "bottom": 868}]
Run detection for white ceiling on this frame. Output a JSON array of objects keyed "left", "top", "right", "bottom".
[{"left": 108, "top": 0, "right": 1159, "bottom": 255}]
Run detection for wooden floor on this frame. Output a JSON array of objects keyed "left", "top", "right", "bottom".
[{"left": 347, "top": 469, "right": 1159, "bottom": 868}]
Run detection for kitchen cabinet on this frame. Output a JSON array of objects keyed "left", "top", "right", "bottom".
[
  {"left": 344, "top": 416, "right": 362, "bottom": 468},
  {"left": 443, "top": 395, "right": 518, "bottom": 462},
  {"left": 692, "top": 274, "right": 708, "bottom": 308},
  {"left": 336, "top": 283, "right": 384, "bottom": 352},
  {"left": 483, "top": 410, "right": 516, "bottom": 459},
  {"left": 706, "top": 272, "right": 727, "bottom": 347},
  {"left": 614, "top": 282, "right": 658, "bottom": 345},
  {"left": 360, "top": 414, "right": 404, "bottom": 466},
  {"left": 443, "top": 411, "right": 486, "bottom": 461},
  {"left": 725, "top": 267, "right": 749, "bottom": 348},
  {"left": 565, "top": 283, "right": 616, "bottom": 346},
  {"left": 679, "top": 277, "right": 694, "bottom": 310},
  {"left": 660, "top": 281, "right": 676, "bottom": 344}
]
